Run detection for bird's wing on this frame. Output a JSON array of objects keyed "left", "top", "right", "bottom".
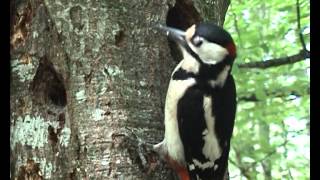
[{"left": 177, "top": 75, "right": 237, "bottom": 180}]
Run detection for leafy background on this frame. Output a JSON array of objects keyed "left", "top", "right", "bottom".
[{"left": 223, "top": 0, "right": 310, "bottom": 179}]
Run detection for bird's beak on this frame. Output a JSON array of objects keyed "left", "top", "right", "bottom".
[{"left": 156, "top": 25, "right": 188, "bottom": 47}]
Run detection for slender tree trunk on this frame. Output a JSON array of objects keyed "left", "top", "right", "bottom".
[
  {"left": 259, "top": 120, "right": 272, "bottom": 180},
  {"left": 10, "top": 0, "right": 230, "bottom": 179}
]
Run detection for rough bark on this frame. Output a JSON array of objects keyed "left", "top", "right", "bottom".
[{"left": 10, "top": 0, "right": 230, "bottom": 179}]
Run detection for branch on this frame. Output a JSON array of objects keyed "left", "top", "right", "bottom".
[
  {"left": 250, "top": 140, "right": 289, "bottom": 168},
  {"left": 238, "top": 50, "right": 309, "bottom": 69},
  {"left": 296, "top": 0, "right": 308, "bottom": 53},
  {"left": 238, "top": 89, "right": 309, "bottom": 102},
  {"left": 232, "top": 12, "right": 243, "bottom": 47},
  {"left": 238, "top": 0, "right": 310, "bottom": 70},
  {"left": 230, "top": 140, "right": 290, "bottom": 178},
  {"left": 231, "top": 148, "right": 252, "bottom": 179}
]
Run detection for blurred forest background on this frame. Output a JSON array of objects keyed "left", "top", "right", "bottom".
[{"left": 223, "top": 0, "right": 310, "bottom": 179}]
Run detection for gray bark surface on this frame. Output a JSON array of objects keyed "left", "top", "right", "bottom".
[{"left": 10, "top": 0, "right": 230, "bottom": 179}]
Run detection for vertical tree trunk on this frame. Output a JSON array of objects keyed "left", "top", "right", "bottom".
[
  {"left": 10, "top": 0, "right": 230, "bottom": 179},
  {"left": 259, "top": 121, "right": 272, "bottom": 180}
]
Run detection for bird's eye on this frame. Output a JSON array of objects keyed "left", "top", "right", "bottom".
[{"left": 192, "top": 36, "right": 203, "bottom": 47}]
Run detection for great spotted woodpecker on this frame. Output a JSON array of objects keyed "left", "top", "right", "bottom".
[{"left": 154, "top": 23, "right": 237, "bottom": 180}]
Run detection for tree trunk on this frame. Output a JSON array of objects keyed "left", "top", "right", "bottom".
[
  {"left": 259, "top": 120, "right": 272, "bottom": 180},
  {"left": 10, "top": 0, "right": 230, "bottom": 179}
]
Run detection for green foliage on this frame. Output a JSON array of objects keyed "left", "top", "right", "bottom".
[{"left": 224, "top": 0, "right": 310, "bottom": 179}]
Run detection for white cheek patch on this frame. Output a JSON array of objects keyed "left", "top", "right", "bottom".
[{"left": 188, "top": 40, "right": 229, "bottom": 65}]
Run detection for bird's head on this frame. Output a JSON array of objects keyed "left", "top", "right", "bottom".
[{"left": 158, "top": 23, "right": 236, "bottom": 66}]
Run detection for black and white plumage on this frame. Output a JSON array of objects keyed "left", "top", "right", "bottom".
[{"left": 154, "top": 23, "right": 237, "bottom": 180}]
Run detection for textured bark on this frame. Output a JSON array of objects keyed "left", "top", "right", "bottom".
[{"left": 10, "top": 0, "right": 230, "bottom": 179}]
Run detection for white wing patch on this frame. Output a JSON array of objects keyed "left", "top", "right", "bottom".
[
  {"left": 214, "top": 164, "right": 219, "bottom": 171},
  {"left": 189, "top": 164, "right": 195, "bottom": 171},
  {"left": 196, "top": 174, "right": 202, "bottom": 180},
  {"left": 192, "top": 158, "right": 215, "bottom": 170},
  {"left": 202, "top": 96, "right": 222, "bottom": 162}
]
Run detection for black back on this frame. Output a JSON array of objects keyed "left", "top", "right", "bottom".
[{"left": 177, "top": 75, "right": 237, "bottom": 180}]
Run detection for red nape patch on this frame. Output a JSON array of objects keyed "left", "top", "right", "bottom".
[
  {"left": 226, "top": 43, "right": 237, "bottom": 58},
  {"left": 165, "top": 155, "right": 190, "bottom": 180}
]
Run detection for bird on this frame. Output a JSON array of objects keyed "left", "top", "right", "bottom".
[{"left": 154, "top": 22, "right": 237, "bottom": 180}]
